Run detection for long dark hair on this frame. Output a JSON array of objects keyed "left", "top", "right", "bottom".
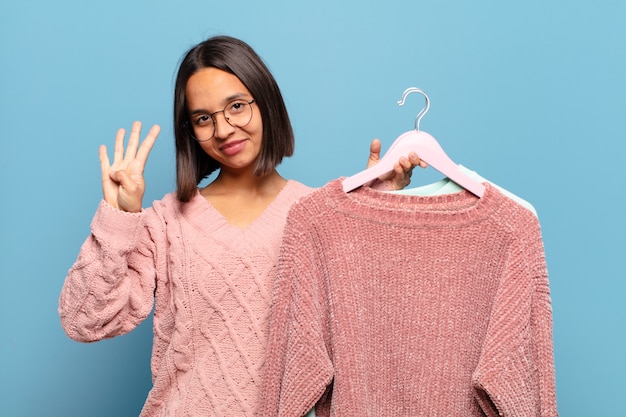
[{"left": 173, "top": 36, "right": 295, "bottom": 202}]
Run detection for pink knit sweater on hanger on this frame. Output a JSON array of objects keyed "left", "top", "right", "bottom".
[{"left": 262, "top": 179, "right": 558, "bottom": 417}]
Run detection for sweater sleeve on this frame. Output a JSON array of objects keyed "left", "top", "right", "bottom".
[
  {"left": 58, "top": 200, "right": 159, "bottom": 343},
  {"left": 472, "top": 215, "right": 558, "bottom": 417},
  {"left": 261, "top": 205, "right": 334, "bottom": 417}
]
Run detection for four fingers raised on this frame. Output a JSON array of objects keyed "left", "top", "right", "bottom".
[{"left": 98, "top": 121, "right": 161, "bottom": 212}]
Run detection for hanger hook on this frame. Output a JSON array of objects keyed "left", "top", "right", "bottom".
[{"left": 397, "top": 87, "right": 430, "bottom": 131}]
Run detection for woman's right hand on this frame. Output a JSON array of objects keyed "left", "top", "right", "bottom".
[{"left": 99, "top": 121, "right": 160, "bottom": 213}]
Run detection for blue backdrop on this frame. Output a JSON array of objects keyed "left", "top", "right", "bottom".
[{"left": 1, "top": 1, "right": 624, "bottom": 416}]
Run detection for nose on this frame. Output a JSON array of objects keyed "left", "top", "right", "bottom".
[{"left": 212, "top": 111, "right": 235, "bottom": 139}]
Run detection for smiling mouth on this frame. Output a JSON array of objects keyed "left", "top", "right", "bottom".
[
  {"left": 220, "top": 139, "right": 247, "bottom": 155},
  {"left": 220, "top": 139, "right": 246, "bottom": 149}
]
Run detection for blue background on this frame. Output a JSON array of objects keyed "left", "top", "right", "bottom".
[{"left": 1, "top": 1, "right": 624, "bottom": 416}]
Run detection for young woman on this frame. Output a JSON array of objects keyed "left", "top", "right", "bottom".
[{"left": 59, "top": 35, "right": 423, "bottom": 416}]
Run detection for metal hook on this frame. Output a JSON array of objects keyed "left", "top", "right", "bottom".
[{"left": 397, "top": 87, "right": 430, "bottom": 131}]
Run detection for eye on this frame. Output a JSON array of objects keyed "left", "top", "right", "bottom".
[
  {"left": 192, "top": 114, "right": 213, "bottom": 127},
  {"left": 228, "top": 101, "right": 247, "bottom": 114}
]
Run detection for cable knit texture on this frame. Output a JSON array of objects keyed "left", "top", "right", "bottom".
[
  {"left": 58, "top": 180, "right": 313, "bottom": 417},
  {"left": 262, "top": 179, "right": 557, "bottom": 417}
]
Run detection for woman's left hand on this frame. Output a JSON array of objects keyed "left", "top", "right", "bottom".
[{"left": 366, "top": 138, "right": 428, "bottom": 191}]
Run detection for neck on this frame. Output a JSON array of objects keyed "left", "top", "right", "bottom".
[{"left": 205, "top": 169, "right": 286, "bottom": 196}]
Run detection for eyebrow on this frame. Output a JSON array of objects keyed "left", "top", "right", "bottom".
[{"left": 188, "top": 93, "right": 251, "bottom": 116}]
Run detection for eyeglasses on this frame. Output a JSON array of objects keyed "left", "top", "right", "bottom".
[{"left": 187, "top": 99, "right": 256, "bottom": 142}]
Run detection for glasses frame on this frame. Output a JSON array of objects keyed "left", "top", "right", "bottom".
[{"left": 186, "top": 98, "right": 256, "bottom": 142}]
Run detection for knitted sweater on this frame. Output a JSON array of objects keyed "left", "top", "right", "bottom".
[
  {"left": 58, "top": 180, "right": 313, "bottom": 417},
  {"left": 262, "top": 179, "right": 557, "bottom": 417}
]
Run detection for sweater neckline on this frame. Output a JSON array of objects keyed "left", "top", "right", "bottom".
[
  {"left": 323, "top": 179, "right": 504, "bottom": 228},
  {"left": 183, "top": 179, "right": 300, "bottom": 233}
]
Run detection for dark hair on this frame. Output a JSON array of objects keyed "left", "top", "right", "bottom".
[{"left": 173, "top": 35, "right": 295, "bottom": 202}]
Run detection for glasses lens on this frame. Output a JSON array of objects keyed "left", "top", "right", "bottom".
[
  {"left": 189, "top": 100, "right": 253, "bottom": 142},
  {"left": 225, "top": 100, "right": 253, "bottom": 128}
]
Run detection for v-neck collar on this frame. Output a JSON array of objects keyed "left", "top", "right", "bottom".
[{"left": 185, "top": 180, "right": 296, "bottom": 233}]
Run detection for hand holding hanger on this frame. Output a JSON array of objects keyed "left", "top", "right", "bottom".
[
  {"left": 365, "top": 138, "right": 427, "bottom": 190},
  {"left": 342, "top": 88, "right": 485, "bottom": 198}
]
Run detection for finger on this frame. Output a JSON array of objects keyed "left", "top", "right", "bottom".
[
  {"left": 99, "top": 144, "right": 114, "bottom": 184},
  {"left": 113, "top": 128, "right": 126, "bottom": 165},
  {"left": 395, "top": 161, "right": 408, "bottom": 178},
  {"left": 395, "top": 162, "right": 411, "bottom": 187},
  {"left": 367, "top": 139, "right": 382, "bottom": 168},
  {"left": 135, "top": 124, "right": 161, "bottom": 167},
  {"left": 99, "top": 144, "right": 111, "bottom": 173},
  {"left": 125, "top": 121, "right": 143, "bottom": 160},
  {"left": 411, "top": 152, "right": 428, "bottom": 169},
  {"left": 409, "top": 152, "right": 428, "bottom": 169},
  {"left": 99, "top": 144, "right": 120, "bottom": 207},
  {"left": 398, "top": 156, "right": 412, "bottom": 172}
]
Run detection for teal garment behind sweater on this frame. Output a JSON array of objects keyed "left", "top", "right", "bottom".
[{"left": 391, "top": 165, "right": 537, "bottom": 217}]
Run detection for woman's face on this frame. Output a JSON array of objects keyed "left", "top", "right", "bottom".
[{"left": 185, "top": 67, "right": 263, "bottom": 174}]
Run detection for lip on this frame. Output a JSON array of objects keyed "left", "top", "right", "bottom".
[{"left": 219, "top": 139, "right": 248, "bottom": 156}]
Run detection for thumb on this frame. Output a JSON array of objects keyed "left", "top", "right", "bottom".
[
  {"left": 114, "top": 169, "right": 144, "bottom": 196},
  {"left": 367, "top": 139, "right": 382, "bottom": 168},
  {"left": 111, "top": 169, "right": 143, "bottom": 212},
  {"left": 109, "top": 169, "right": 122, "bottom": 184},
  {"left": 110, "top": 170, "right": 134, "bottom": 190}
]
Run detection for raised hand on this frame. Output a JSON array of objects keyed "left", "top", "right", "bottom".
[
  {"left": 367, "top": 138, "right": 427, "bottom": 191},
  {"left": 99, "top": 121, "right": 160, "bottom": 212}
]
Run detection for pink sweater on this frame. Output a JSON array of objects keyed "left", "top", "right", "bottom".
[
  {"left": 58, "top": 180, "right": 313, "bottom": 417},
  {"left": 262, "top": 179, "right": 557, "bottom": 417}
]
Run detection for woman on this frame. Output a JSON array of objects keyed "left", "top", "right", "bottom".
[{"left": 59, "top": 35, "right": 422, "bottom": 416}]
